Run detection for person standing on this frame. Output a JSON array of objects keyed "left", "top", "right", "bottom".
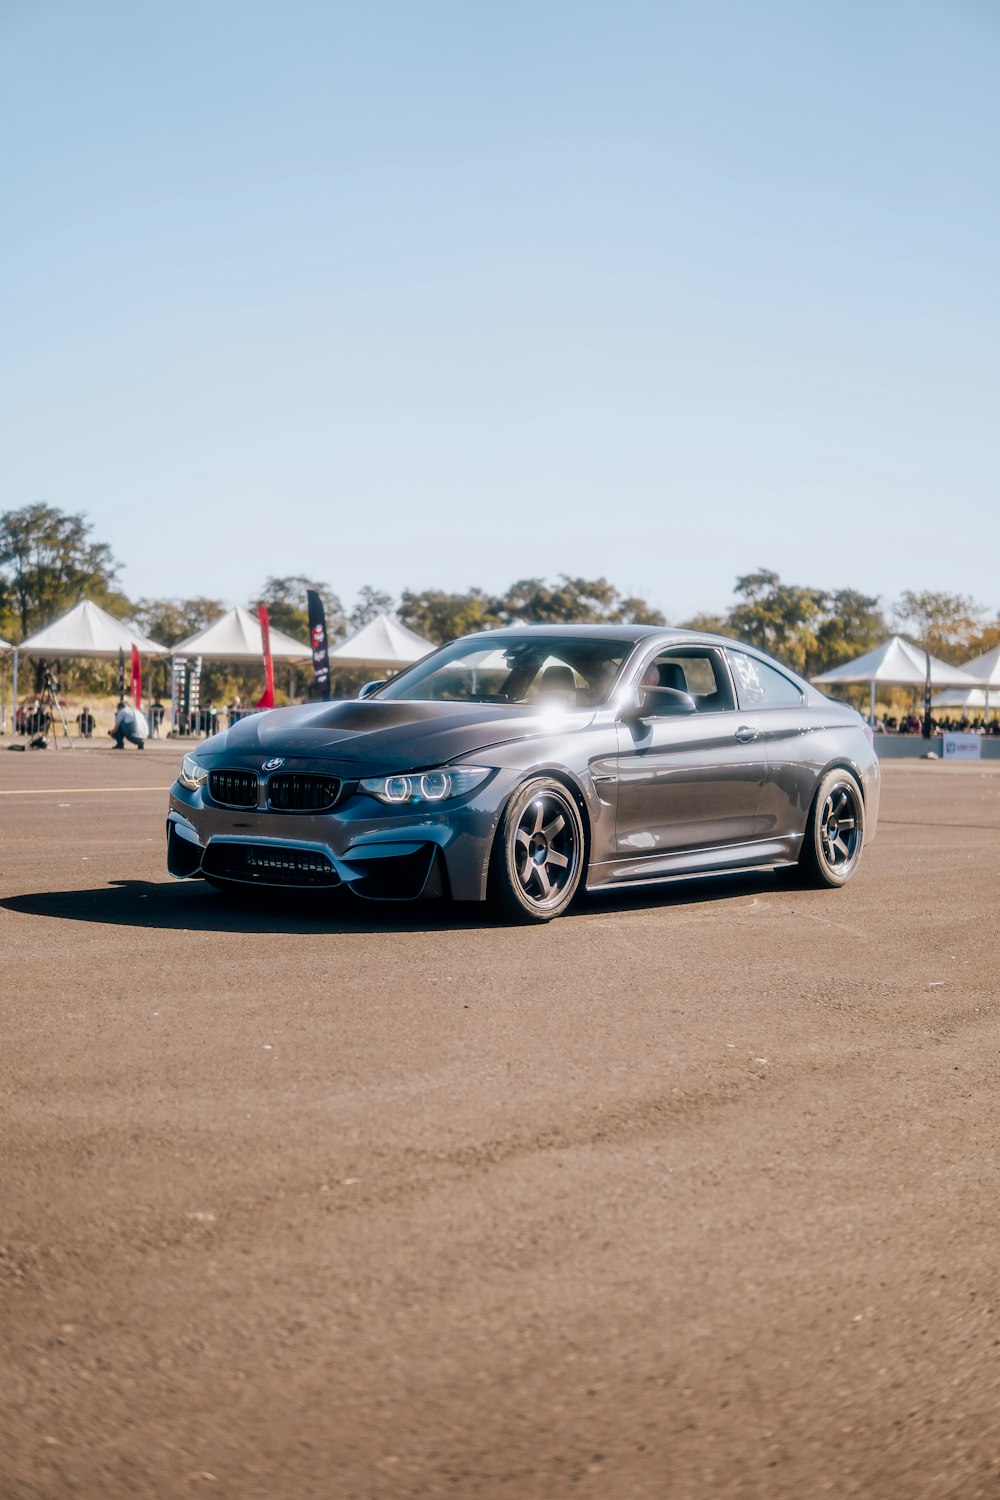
[{"left": 109, "top": 698, "right": 149, "bottom": 749}]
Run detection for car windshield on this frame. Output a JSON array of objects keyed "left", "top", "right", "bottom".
[{"left": 377, "top": 635, "right": 630, "bottom": 708}]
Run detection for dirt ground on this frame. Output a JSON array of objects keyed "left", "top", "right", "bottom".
[{"left": 2, "top": 743, "right": 999, "bottom": 1500}]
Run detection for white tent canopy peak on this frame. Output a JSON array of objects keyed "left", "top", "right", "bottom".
[
  {"left": 172, "top": 606, "right": 309, "bottom": 661},
  {"left": 15, "top": 599, "right": 168, "bottom": 659},
  {"left": 812, "top": 636, "right": 980, "bottom": 690},
  {"left": 327, "top": 613, "right": 434, "bottom": 667}
]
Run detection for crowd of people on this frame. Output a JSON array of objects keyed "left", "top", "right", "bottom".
[
  {"left": 873, "top": 713, "right": 1000, "bottom": 735},
  {"left": 170, "top": 700, "right": 253, "bottom": 735},
  {"left": 13, "top": 700, "right": 54, "bottom": 736},
  {"left": 11, "top": 694, "right": 255, "bottom": 741}
]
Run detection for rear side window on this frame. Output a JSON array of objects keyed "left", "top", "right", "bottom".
[{"left": 727, "top": 651, "right": 804, "bottom": 708}]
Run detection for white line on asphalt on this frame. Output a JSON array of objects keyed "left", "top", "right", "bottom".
[{"left": 0, "top": 786, "right": 171, "bottom": 796}]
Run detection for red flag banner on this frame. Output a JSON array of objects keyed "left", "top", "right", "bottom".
[
  {"left": 257, "top": 604, "right": 275, "bottom": 710},
  {"left": 130, "top": 645, "right": 142, "bottom": 709}
]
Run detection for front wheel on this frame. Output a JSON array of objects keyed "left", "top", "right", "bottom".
[
  {"left": 797, "top": 769, "right": 865, "bottom": 887},
  {"left": 488, "top": 777, "right": 586, "bottom": 923}
]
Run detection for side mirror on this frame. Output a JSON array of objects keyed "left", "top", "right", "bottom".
[
  {"left": 358, "top": 679, "right": 387, "bottom": 700},
  {"left": 622, "top": 685, "right": 698, "bottom": 721}
]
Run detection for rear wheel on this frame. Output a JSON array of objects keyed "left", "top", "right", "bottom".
[
  {"left": 488, "top": 777, "right": 585, "bottom": 923},
  {"left": 797, "top": 769, "right": 865, "bottom": 887}
]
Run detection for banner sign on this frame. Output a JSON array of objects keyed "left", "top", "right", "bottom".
[
  {"left": 130, "top": 644, "right": 142, "bottom": 709},
  {"left": 118, "top": 646, "right": 126, "bottom": 699},
  {"left": 306, "top": 589, "right": 331, "bottom": 701},
  {"left": 172, "top": 655, "right": 201, "bottom": 733},
  {"left": 257, "top": 604, "right": 275, "bottom": 710},
  {"left": 922, "top": 650, "right": 932, "bottom": 740},
  {"left": 942, "top": 733, "right": 981, "bottom": 761}
]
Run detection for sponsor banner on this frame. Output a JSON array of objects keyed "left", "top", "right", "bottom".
[
  {"left": 130, "top": 644, "right": 142, "bottom": 708},
  {"left": 942, "top": 732, "right": 981, "bottom": 761},
  {"left": 171, "top": 655, "right": 201, "bottom": 733},
  {"left": 118, "top": 646, "right": 126, "bottom": 699},
  {"left": 257, "top": 604, "right": 275, "bottom": 710},
  {"left": 307, "top": 589, "right": 331, "bottom": 701}
]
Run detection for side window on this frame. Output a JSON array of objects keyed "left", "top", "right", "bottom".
[
  {"left": 642, "top": 649, "right": 735, "bottom": 712},
  {"left": 727, "top": 651, "right": 804, "bottom": 708}
]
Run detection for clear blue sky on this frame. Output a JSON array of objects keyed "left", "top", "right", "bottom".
[{"left": 3, "top": 0, "right": 998, "bottom": 624}]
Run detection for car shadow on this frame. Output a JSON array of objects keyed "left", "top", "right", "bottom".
[{"left": 0, "top": 871, "right": 789, "bottom": 936}]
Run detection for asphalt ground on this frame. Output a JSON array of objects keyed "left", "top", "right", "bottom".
[{"left": 2, "top": 741, "right": 1000, "bottom": 1500}]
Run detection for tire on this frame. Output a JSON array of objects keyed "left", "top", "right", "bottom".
[
  {"left": 797, "top": 769, "right": 865, "bottom": 888},
  {"left": 488, "top": 777, "right": 586, "bottom": 923}
]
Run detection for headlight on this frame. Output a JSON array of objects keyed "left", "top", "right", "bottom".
[
  {"left": 359, "top": 766, "right": 491, "bottom": 805},
  {"left": 179, "top": 754, "right": 210, "bottom": 790}
]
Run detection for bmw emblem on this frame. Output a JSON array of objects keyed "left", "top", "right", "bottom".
[{"left": 263, "top": 757, "right": 285, "bottom": 771}]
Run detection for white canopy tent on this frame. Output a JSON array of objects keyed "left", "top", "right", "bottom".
[
  {"left": 962, "top": 643, "right": 1000, "bottom": 687},
  {"left": 172, "top": 605, "right": 310, "bottom": 661},
  {"left": 812, "top": 635, "right": 981, "bottom": 724},
  {"left": 932, "top": 644, "right": 1000, "bottom": 718},
  {"left": 169, "top": 607, "right": 311, "bottom": 721},
  {"left": 930, "top": 689, "right": 994, "bottom": 711},
  {"left": 327, "top": 613, "right": 434, "bottom": 668},
  {"left": 16, "top": 599, "right": 166, "bottom": 658},
  {"left": 11, "top": 600, "right": 169, "bottom": 721}
]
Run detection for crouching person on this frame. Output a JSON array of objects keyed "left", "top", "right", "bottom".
[{"left": 109, "top": 698, "right": 149, "bottom": 749}]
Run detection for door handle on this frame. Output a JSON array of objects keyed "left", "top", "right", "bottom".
[{"left": 735, "top": 725, "right": 760, "bottom": 743}]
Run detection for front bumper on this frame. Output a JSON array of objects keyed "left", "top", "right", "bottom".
[{"left": 167, "top": 771, "right": 518, "bottom": 902}]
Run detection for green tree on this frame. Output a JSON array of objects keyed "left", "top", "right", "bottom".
[
  {"left": 814, "top": 589, "right": 887, "bottom": 670},
  {"left": 398, "top": 576, "right": 666, "bottom": 644},
  {"left": 0, "top": 503, "right": 128, "bottom": 641},
  {"left": 614, "top": 595, "right": 666, "bottom": 625},
  {"left": 349, "top": 586, "right": 395, "bottom": 631},
  {"left": 679, "top": 610, "right": 730, "bottom": 636},
  {"left": 894, "top": 590, "right": 985, "bottom": 663},
  {"left": 727, "top": 570, "right": 828, "bottom": 674},
  {"left": 132, "top": 596, "right": 226, "bottom": 648},
  {"left": 965, "top": 619, "right": 1000, "bottom": 661},
  {"left": 250, "top": 576, "right": 345, "bottom": 644},
  {"left": 398, "top": 588, "right": 503, "bottom": 644},
  {"left": 499, "top": 575, "right": 665, "bottom": 626}
]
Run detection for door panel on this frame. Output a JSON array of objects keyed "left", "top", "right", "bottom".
[{"left": 614, "top": 714, "right": 767, "bottom": 855}]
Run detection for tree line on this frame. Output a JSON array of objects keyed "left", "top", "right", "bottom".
[{"left": 2, "top": 504, "right": 998, "bottom": 700}]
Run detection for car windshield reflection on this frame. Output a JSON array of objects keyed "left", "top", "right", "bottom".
[{"left": 377, "top": 635, "right": 628, "bottom": 709}]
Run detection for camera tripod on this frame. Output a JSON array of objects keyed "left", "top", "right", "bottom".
[{"left": 37, "top": 675, "right": 74, "bottom": 750}]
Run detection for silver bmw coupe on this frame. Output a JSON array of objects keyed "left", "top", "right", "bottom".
[{"left": 167, "top": 625, "right": 879, "bottom": 922}]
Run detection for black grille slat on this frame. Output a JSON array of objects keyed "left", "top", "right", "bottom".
[
  {"left": 203, "top": 842, "right": 340, "bottom": 887},
  {"left": 208, "top": 769, "right": 259, "bottom": 809},
  {"left": 267, "top": 774, "right": 342, "bottom": 812}
]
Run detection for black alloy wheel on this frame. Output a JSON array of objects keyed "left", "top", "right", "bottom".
[
  {"left": 799, "top": 769, "right": 865, "bottom": 887},
  {"left": 489, "top": 776, "right": 585, "bottom": 922}
]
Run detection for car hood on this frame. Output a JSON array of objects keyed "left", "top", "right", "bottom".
[{"left": 208, "top": 699, "right": 596, "bottom": 772}]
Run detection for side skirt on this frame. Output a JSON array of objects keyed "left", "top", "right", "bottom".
[{"left": 586, "top": 836, "right": 802, "bottom": 893}]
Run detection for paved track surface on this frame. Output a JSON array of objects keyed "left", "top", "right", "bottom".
[{"left": 3, "top": 744, "right": 1000, "bottom": 1500}]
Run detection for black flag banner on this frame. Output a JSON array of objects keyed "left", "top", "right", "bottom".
[
  {"left": 117, "top": 646, "right": 126, "bottom": 699},
  {"left": 307, "top": 589, "right": 331, "bottom": 701}
]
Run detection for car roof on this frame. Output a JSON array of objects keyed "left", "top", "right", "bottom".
[{"left": 452, "top": 623, "right": 702, "bottom": 645}]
